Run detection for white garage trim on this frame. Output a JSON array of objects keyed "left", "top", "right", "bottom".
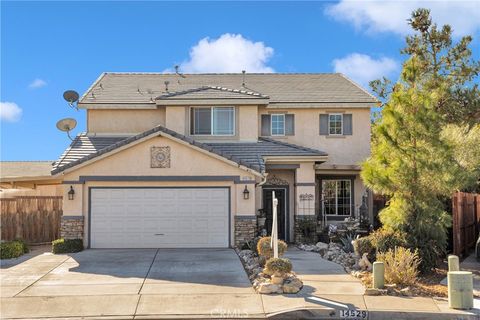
[{"left": 88, "top": 186, "right": 231, "bottom": 248}]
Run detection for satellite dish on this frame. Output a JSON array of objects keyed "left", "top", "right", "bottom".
[
  {"left": 56, "top": 118, "right": 77, "bottom": 140},
  {"left": 63, "top": 90, "right": 79, "bottom": 109}
]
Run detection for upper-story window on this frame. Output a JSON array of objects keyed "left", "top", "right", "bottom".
[
  {"left": 191, "top": 107, "right": 235, "bottom": 136},
  {"left": 319, "top": 113, "right": 352, "bottom": 136},
  {"left": 328, "top": 114, "right": 343, "bottom": 135},
  {"left": 271, "top": 114, "right": 285, "bottom": 136},
  {"left": 261, "top": 114, "right": 295, "bottom": 136}
]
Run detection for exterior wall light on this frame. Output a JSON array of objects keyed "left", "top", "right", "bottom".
[
  {"left": 243, "top": 185, "right": 250, "bottom": 200},
  {"left": 68, "top": 186, "right": 75, "bottom": 200}
]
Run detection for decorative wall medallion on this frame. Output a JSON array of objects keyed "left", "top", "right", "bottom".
[
  {"left": 266, "top": 175, "right": 289, "bottom": 186},
  {"left": 151, "top": 146, "right": 171, "bottom": 168}
]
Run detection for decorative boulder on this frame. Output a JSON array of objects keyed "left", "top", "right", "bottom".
[
  {"left": 282, "top": 276, "right": 303, "bottom": 294},
  {"left": 257, "top": 283, "right": 283, "bottom": 294},
  {"left": 358, "top": 253, "right": 373, "bottom": 271}
]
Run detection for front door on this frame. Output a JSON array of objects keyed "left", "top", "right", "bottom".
[{"left": 263, "top": 188, "right": 287, "bottom": 241}]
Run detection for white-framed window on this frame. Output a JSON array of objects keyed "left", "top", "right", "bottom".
[
  {"left": 191, "top": 107, "right": 235, "bottom": 136},
  {"left": 271, "top": 114, "right": 285, "bottom": 136},
  {"left": 329, "top": 113, "right": 343, "bottom": 135},
  {"left": 322, "top": 179, "right": 351, "bottom": 216}
]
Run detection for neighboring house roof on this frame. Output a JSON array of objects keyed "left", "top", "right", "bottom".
[
  {"left": 1, "top": 161, "right": 54, "bottom": 179},
  {"left": 79, "top": 73, "right": 378, "bottom": 108},
  {"left": 52, "top": 126, "right": 327, "bottom": 175},
  {"left": 0, "top": 161, "right": 58, "bottom": 185}
]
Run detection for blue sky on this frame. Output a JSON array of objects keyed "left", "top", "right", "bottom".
[{"left": 1, "top": 1, "right": 479, "bottom": 161}]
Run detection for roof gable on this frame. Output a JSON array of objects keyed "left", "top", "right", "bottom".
[
  {"left": 52, "top": 127, "right": 328, "bottom": 176},
  {"left": 52, "top": 126, "right": 265, "bottom": 176},
  {"left": 156, "top": 86, "right": 269, "bottom": 100}
]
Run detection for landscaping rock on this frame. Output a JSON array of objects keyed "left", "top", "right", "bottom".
[
  {"left": 400, "top": 287, "right": 412, "bottom": 296},
  {"left": 364, "top": 288, "right": 387, "bottom": 296},
  {"left": 257, "top": 283, "right": 283, "bottom": 294},
  {"left": 283, "top": 276, "right": 303, "bottom": 294},
  {"left": 315, "top": 242, "right": 329, "bottom": 254}
]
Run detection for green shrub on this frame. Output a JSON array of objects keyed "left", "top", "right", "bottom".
[
  {"left": 376, "top": 247, "right": 420, "bottom": 286},
  {"left": 369, "top": 228, "right": 406, "bottom": 253},
  {"left": 14, "top": 239, "right": 29, "bottom": 254},
  {"left": 52, "top": 239, "right": 83, "bottom": 254},
  {"left": 0, "top": 240, "right": 25, "bottom": 259},
  {"left": 353, "top": 236, "right": 375, "bottom": 259},
  {"left": 265, "top": 258, "right": 292, "bottom": 276},
  {"left": 257, "top": 237, "right": 287, "bottom": 259}
]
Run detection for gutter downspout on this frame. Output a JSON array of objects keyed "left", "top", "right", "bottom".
[{"left": 256, "top": 173, "right": 268, "bottom": 187}]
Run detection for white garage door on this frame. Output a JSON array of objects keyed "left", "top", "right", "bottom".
[{"left": 90, "top": 188, "right": 229, "bottom": 248}]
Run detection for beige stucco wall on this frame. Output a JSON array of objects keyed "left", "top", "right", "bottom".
[
  {"left": 165, "top": 107, "right": 187, "bottom": 135},
  {"left": 258, "top": 107, "right": 371, "bottom": 166},
  {"left": 87, "top": 109, "right": 165, "bottom": 134},
  {"left": 238, "top": 105, "right": 258, "bottom": 141}
]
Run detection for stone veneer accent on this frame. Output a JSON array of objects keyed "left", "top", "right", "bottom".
[
  {"left": 60, "top": 216, "right": 84, "bottom": 239},
  {"left": 234, "top": 216, "right": 257, "bottom": 247},
  {"left": 294, "top": 215, "right": 317, "bottom": 244}
]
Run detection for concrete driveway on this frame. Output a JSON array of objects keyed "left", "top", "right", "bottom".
[{"left": 1, "top": 248, "right": 263, "bottom": 319}]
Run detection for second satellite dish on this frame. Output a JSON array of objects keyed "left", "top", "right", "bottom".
[{"left": 56, "top": 118, "right": 77, "bottom": 140}]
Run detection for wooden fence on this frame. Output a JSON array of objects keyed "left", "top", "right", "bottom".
[
  {"left": 0, "top": 196, "right": 62, "bottom": 244},
  {"left": 452, "top": 192, "right": 480, "bottom": 257}
]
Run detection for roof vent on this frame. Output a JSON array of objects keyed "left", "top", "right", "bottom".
[
  {"left": 175, "top": 65, "right": 186, "bottom": 79},
  {"left": 164, "top": 81, "right": 170, "bottom": 92},
  {"left": 242, "top": 70, "right": 246, "bottom": 87}
]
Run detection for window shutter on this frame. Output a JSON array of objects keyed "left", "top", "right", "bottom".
[
  {"left": 285, "top": 114, "right": 295, "bottom": 136},
  {"left": 343, "top": 114, "right": 352, "bottom": 135},
  {"left": 319, "top": 114, "right": 328, "bottom": 135},
  {"left": 261, "top": 114, "right": 271, "bottom": 136}
]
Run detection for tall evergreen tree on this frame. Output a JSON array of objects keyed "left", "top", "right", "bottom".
[{"left": 362, "top": 9, "right": 480, "bottom": 271}]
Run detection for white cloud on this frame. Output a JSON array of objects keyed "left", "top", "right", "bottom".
[
  {"left": 171, "top": 33, "right": 274, "bottom": 73},
  {"left": 28, "top": 78, "right": 47, "bottom": 89},
  {"left": 325, "top": 0, "right": 480, "bottom": 37},
  {"left": 0, "top": 102, "right": 23, "bottom": 122},
  {"left": 332, "top": 53, "right": 399, "bottom": 88}
]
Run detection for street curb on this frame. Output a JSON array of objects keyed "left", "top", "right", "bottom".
[{"left": 264, "top": 307, "right": 480, "bottom": 320}]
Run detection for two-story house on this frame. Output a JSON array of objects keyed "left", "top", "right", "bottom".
[{"left": 53, "top": 73, "right": 378, "bottom": 248}]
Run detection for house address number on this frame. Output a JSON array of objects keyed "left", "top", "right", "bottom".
[{"left": 339, "top": 309, "right": 368, "bottom": 319}]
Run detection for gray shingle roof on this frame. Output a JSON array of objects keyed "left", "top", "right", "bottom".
[
  {"left": 52, "top": 135, "right": 128, "bottom": 173},
  {"left": 52, "top": 127, "right": 327, "bottom": 175},
  {"left": 79, "top": 73, "right": 378, "bottom": 106},
  {"left": 205, "top": 138, "right": 327, "bottom": 173}
]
